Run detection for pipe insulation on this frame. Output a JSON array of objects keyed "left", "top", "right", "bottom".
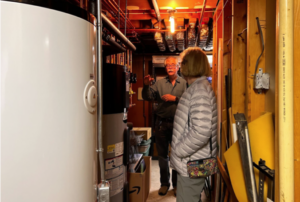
[
  {"left": 279, "top": 0, "right": 294, "bottom": 201},
  {"left": 101, "top": 13, "right": 136, "bottom": 51},
  {"left": 97, "top": 0, "right": 105, "bottom": 181},
  {"left": 152, "top": 0, "right": 161, "bottom": 22}
]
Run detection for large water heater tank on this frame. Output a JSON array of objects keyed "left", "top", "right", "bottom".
[{"left": 1, "top": 1, "right": 97, "bottom": 201}]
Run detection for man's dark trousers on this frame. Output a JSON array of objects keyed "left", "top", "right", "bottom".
[{"left": 155, "top": 116, "right": 177, "bottom": 188}]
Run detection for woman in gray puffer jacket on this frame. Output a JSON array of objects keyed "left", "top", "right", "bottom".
[{"left": 170, "top": 47, "right": 218, "bottom": 202}]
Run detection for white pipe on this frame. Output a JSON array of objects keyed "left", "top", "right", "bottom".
[
  {"left": 97, "top": 0, "right": 105, "bottom": 181},
  {"left": 278, "top": 0, "right": 294, "bottom": 201},
  {"left": 232, "top": 123, "right": 238, "bottom": 143},
  {"left": 152, "top": 0, "right": 161, "bottom": 22},
  {"left": 215, "top": 38, "right": 223, "bottom": 202}
]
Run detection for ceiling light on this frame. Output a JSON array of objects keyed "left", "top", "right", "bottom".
[
  {"left": 170, "top": 16, "right": 175, "bottom": 33},
  {"left": 168, "top": 9, "right": 176, "bottom": 33}
]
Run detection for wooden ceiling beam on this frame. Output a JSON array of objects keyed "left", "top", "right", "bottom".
[{"left": 128, "top": 12, "right": 213, "bottom": 20}]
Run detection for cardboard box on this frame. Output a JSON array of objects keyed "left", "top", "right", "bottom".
[
  {"left": 132, "top": 127, "right": 152, "bottom": 140},
  {"left": 128, "top": 156, "right": 151, "bottom": 202}
]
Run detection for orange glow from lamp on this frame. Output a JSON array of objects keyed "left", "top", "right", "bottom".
[
  {"left": 170, "top": 16, "right": 175, "bottom": 33},
  {"left": 168, "top": 10, "right": 176, "bottom": 33}
]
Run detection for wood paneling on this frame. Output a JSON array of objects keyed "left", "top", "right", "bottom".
[
  {"left": 127, "top": 55, "right": 152, "bottom": 127},
  {"left": 231, "top": 0, "right": 247, "bottom": 116},
  {"left": 247, "top": 0, "right": 267, "bottom": 122},
  {"left": 264, "top": 0, "right": 276, "bottom": 114},
  {"left": 294, "top": 0, "right": 300, "bottom": 201}
]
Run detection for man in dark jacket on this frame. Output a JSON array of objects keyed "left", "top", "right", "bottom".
[{"left": 142, "top": 56, "right": 186, "bottom": 196}]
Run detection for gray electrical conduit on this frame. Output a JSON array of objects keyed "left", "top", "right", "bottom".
[
  {"left": 97, "top": 0, "right": 105, "bottom": 181},
  {"left": 253, "top": 17, "right": 265, "bottom": 86}
]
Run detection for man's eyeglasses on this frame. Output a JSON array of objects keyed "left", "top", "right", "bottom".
[{"left": 166, "top": 64, "right": 177, "bottom": 68}]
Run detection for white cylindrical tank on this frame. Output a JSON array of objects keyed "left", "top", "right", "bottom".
[{"left": 1, "top": 1, "right": 97, "bottom": 201}]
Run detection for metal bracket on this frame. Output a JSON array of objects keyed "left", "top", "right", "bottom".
[
  {"left": 253, "top": 159, "right": 275, "bottom": 202},
  {"left": 255, "top": 68, "right": 270, "bottom": 90}
]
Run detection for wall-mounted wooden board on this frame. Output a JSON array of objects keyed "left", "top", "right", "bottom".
[
  {"left": 231, "top": 0, "right": 247, "bottom": 116},
  {"left": 294, "top": 0, "right": 300, "bottom": 200},
  {"left": 247, "top": 0, "right": 267, "bottom": 122}
]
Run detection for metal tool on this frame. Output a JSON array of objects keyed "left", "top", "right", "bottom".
[{"left": 234, "top": 113, "right": 258, "bottom": 202}]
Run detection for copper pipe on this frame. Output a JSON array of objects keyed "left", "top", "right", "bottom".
[
  {"left": 102, "top": 0, "right": 127, "bottom": 26},
  {"left": 109, "top": 0, "right": 134, "bottom": 28},
  {"left": 199, "top": 0, "right": 207, "bottom": 26}
]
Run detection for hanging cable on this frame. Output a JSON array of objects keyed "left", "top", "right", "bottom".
[{"left": 253, "top": 17, "right": 265, "bottom": 85}]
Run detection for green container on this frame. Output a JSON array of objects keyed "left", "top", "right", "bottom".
[{"left": 138, "top": 139, "right": 151, "bottom": 156}]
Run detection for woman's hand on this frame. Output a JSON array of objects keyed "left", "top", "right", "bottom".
[{"left": 161, "top": 94, "right": 176, "bottom": 102}]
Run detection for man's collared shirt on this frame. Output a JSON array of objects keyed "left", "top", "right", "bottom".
[{"left": 142, "top": 76, "right": 187, "bottom": 119}]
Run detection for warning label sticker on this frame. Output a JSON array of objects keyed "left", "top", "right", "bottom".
[
  {"left": 115, "top": 142, "right": 124, "bottom": 156},
  {"left": 105, "top": 165, "right": 124, "bottom": 180},
  {"left": 109, "top": 173, "right": 125, "bottom": 197},
  {"left": 105, "top": 155, "right": 123, "bottom": 170},
  {"left": 107, "top": 144, "right": 115, "bottom": 154}
]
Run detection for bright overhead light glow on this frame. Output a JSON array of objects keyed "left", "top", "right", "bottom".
[
  {"left": 175, "top": 7, "right": 189, "bottom": 9},
  {"left": 170, "top": 16, "right": 175, "bottom": 33},
  {"left": 160, "top": 7, "right": 173, "bottom": 10}
]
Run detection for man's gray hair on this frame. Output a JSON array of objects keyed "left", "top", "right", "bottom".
[{"left": 164, "top": 56, "right": 178, "bottom": 66}]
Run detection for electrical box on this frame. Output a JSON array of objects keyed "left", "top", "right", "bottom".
[{"left": 255, "top": 68, "right": 270, "bottom": 90}]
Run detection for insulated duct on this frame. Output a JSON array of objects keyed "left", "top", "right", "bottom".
[
  {"left": 197, "top": 24, "right": 209, "bottom": 49},
  {"left": 176, "top": 32, "right": 185, "bottom": 51},
  {"left": 101, "top": 13, "right": 136, "bottom": 51},
  {"left": 154, "top": 32, "right": 166, "bottom": 51},
  {"left": 165, "top": 32, "right": 176, "bottom": 52},
  {"left": 187, "top": 27, "right": 196, "bottom": 47}
]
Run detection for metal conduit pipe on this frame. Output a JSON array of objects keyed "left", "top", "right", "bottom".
[
  {"left": 96, "top": 0, "right": 105, "bottom": 181},
  {"left": 278, "top": 0, "right": 294, "bottom": 201},
  {"left": 152, "top": 0, "right": 161, "bottom": 22},
  {"left": 102, "top": 32, "right": 126, "bottom": 52},
  {"left": 102, "top": 13, "right": 136, "bottom": 51}
]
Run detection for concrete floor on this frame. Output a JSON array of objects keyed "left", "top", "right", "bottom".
[{"left": 146, "top": 160, "right": 211, "bottom": 202}]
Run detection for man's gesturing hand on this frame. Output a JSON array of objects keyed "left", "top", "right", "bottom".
[
  {"left": 161, "top": 94, "right": 176, "bottom": 102},
  {"left": 144, "top": 75, "right": 154, "bottom": 85}
]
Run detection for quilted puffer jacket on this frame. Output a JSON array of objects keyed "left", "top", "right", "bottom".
[{"left": 170, "top": 76, "right": 218, "bottom": 177}]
